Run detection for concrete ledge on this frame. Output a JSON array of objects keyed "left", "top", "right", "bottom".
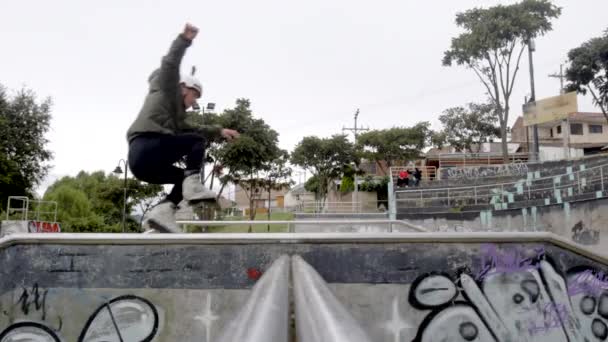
[{"left": 1, "top": 232, "right": 607, "bottom": 264}]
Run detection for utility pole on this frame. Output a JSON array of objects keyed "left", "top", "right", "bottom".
[
  {"left": 342, "top": 109, "right": 369, "bottom": 213},
  {"left": 548, "top": 64, "right": 570, "bottom": 159},
  {"left": 548, "top": 64, "right": 566, "bottom": 94},
  {"left": 528, "top": 39, "right": 540, "bottom": 161}
]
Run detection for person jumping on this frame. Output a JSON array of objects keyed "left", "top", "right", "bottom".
[{"left": 126, "top": 23, "right": 239, "bottom": 233}]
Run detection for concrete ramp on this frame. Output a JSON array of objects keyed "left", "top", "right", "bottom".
[{"left": 1, "top": 232, "right": 607, "bottom": 341}]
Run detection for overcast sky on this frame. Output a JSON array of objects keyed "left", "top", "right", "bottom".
[{"left": 1, "top": 0, "right": 606, "bottom": 196}]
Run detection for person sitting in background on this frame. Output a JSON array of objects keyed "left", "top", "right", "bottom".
[{"left": 397, "top": 170, "right": 409, "bottom": 188}]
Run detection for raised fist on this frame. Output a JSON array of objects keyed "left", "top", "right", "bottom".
[{"left": 183, "top": 23, "right": 199, "bottom": 41}]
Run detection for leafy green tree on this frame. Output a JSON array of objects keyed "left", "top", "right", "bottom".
[
  {"left": 261, "top": 150, "right": 293, "bottom": 227},
  {"left": 188, "top": 99, "right": 281, "bottom": 213},
  {"left": 304, "top": 176, "right": 320, "bottom": 195},
  {"left": 437, "top": 102, "right": 501, "bottom": 153},
  {"left": 44, "top": 171, "right": 163, "bottom": 232},
  {"left": 443, "top": 0, "right": 561, "bottom": 161},
  {"left": 291, "top": 135, "right": 357, "bottom": 206},
  {"left": 0, "top": 85, "right": 53, "bottom": 208},
  {"left": 213, "top": 100, "right": 281, "bottom": 220},
  {"left": 566, "top": 29, "right": 608, "bottom": 123},
  {"left": 356, "top": 123, "right": 431, "bottom": 174}
]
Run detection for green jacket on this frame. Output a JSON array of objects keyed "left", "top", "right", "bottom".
[{"left": 126, "top": 34, "right": 221, "bottom": 143}]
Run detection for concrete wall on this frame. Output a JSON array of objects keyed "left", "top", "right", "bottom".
[
  {"left": 2, "top": 239, "right": 608, "bottom": 341},
  {"left": 540, "top": 146, "right": 585, "bottom": 161},
  {"left": 399, "top": 196, "right": 608, "bottom": 257}
]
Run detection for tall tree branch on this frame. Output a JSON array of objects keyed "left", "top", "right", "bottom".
[
  {"left": 507, "top": 43, "right": 527, "bottom": 96},
  {"left": 471, "top": 64, "right": 498, "bottom": 105}
]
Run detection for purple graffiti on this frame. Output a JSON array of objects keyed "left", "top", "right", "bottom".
[
  {"left": 567, "top": 270, "right": 608, "bottom": 297},
  {"left": 526, "top": 303, "right": 569, "bottom": 335},
  {"left": 475, "top": 244, "right": 545, "bottom": 281}
]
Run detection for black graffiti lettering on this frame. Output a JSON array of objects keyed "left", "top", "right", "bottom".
[{"left": 17, "top": 283, "right": 48, "bottom": 320}]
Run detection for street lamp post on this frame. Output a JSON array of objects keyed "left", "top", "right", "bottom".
[{"left": 113, "top": 159, "right": 128, "bottom": 233}]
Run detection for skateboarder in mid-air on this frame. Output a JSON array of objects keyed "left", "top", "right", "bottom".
[{"left": 126, "top": 23, "right": 240, "bottom": 233}]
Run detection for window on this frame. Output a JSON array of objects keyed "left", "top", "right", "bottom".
[
  {"left": 570, "top": 123, "right": 583, "bottom": 135},
  {"left": 556, "top": 125, "right": 562, "bottom": 134},
  {"left": 590, "top": 124, "right": 603, "bottom": 134},
  {"left": 550, "top": 128, "right": 553, "bottom": 138}
]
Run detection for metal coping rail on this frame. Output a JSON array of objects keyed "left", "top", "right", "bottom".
[
  {"left": 292, "top": 255, "right": 372, "bottom": 342},
  {"left": 217, "top": 255, "right": 289, "bottom": 342},
  {"left": 0, "top": 232, "right": 606, "bottom": 265}
]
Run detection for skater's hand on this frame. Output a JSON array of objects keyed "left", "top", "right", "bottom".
[
  {"left": 183, "top": 23, "right": 199, "bottom": 41},
  {"left": 221, "top": 129, "right": 240, "bottom": 141}
]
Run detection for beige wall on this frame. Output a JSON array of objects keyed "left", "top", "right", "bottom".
[
  {"left": 284, "top": 192, "right": 315, "bottom": 208},
  {"left": 234, "top": 185, "right": 289, "bottom": 209}
]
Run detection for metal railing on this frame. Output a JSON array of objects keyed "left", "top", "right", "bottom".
[
  {"left": 296, "top": 201, "right": 388, "bottom": 214},
  {"left": 396, "top": 162, "right": 607, "bottom": 210},
  {"left": 5, "top": 196, "right": 58, "bottom": 222},
  {"left": 175, "top": 219, "right": 428, "bottom": 233},
  {"left": 436, "top": 152, "right": 537, "bottom": 168}
]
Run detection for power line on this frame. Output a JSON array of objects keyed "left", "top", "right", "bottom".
[{"left": 341, "top": 109, "right": 369, "bottom": 211}]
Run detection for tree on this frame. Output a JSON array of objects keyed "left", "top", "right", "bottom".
[
  {"left": 43, "top": 171, "right": 164, "bottom": 232},
  {"left": 261, "top": 150, "right": 293, "bottom": 229},
  {"left": 291, "top": 135, "right": 356, "bottom": 206},
  {"left": 187, "top": 99, "right": 282, "bottom": 222},
  {"left": 216, "top": 99, "right": 281, "bottom": 220},
  {"left": 566, "top": 29, "right": 608, "bottom": 123},
  {"left": 356, "top": 123, "right": 431, "bottom": 174},
  {"left": 0, "top": 85, "right": 53, "bottom": 208},
  {"left": 437, "top": 102, "right": 501, "bottom": 153},
  {"left": 443, "top": 0, "right": 561, "bottom": 161}
]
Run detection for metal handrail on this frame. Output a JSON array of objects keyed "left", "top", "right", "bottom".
[
  {"left": 176, "top": 220, "right": 429, "bottom": 233},
  {"left": 5, "top": 196, "right": 58, "bottom": 222}
]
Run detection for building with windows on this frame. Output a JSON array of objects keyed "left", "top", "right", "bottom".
[{"left": 511, "top": 112, "right": 608, "bottom": 159}]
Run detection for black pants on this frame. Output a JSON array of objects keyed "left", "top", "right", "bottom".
[{"left": 128, "top": 133, "right": 206, "bottom": 205}]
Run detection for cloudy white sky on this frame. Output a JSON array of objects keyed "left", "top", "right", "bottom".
[{"left": 1, "top": 0, "right": 606, "bottom": 196}]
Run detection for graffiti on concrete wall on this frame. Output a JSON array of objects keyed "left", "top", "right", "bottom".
[
  {"left": 2, "top": 245, "right": 608, "bottom": 341},
  {"left": 409, "top": 244, "right": 608, "bottom": 341},
  {"left": 28, "top": 221, "right": 61, "bottom": 233},
  {"left": 0, "top": 322, "right": 61, "bottom": 342},
  {"left": 0, "top": 294, "right": 160, "bottom": 342},
  {"left": 441, "top": 163, "right": 529, "bottom": 181}
]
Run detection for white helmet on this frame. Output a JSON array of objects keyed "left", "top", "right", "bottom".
[{"left": 180, "top": 75, "right": 203, "bottom": 96}]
